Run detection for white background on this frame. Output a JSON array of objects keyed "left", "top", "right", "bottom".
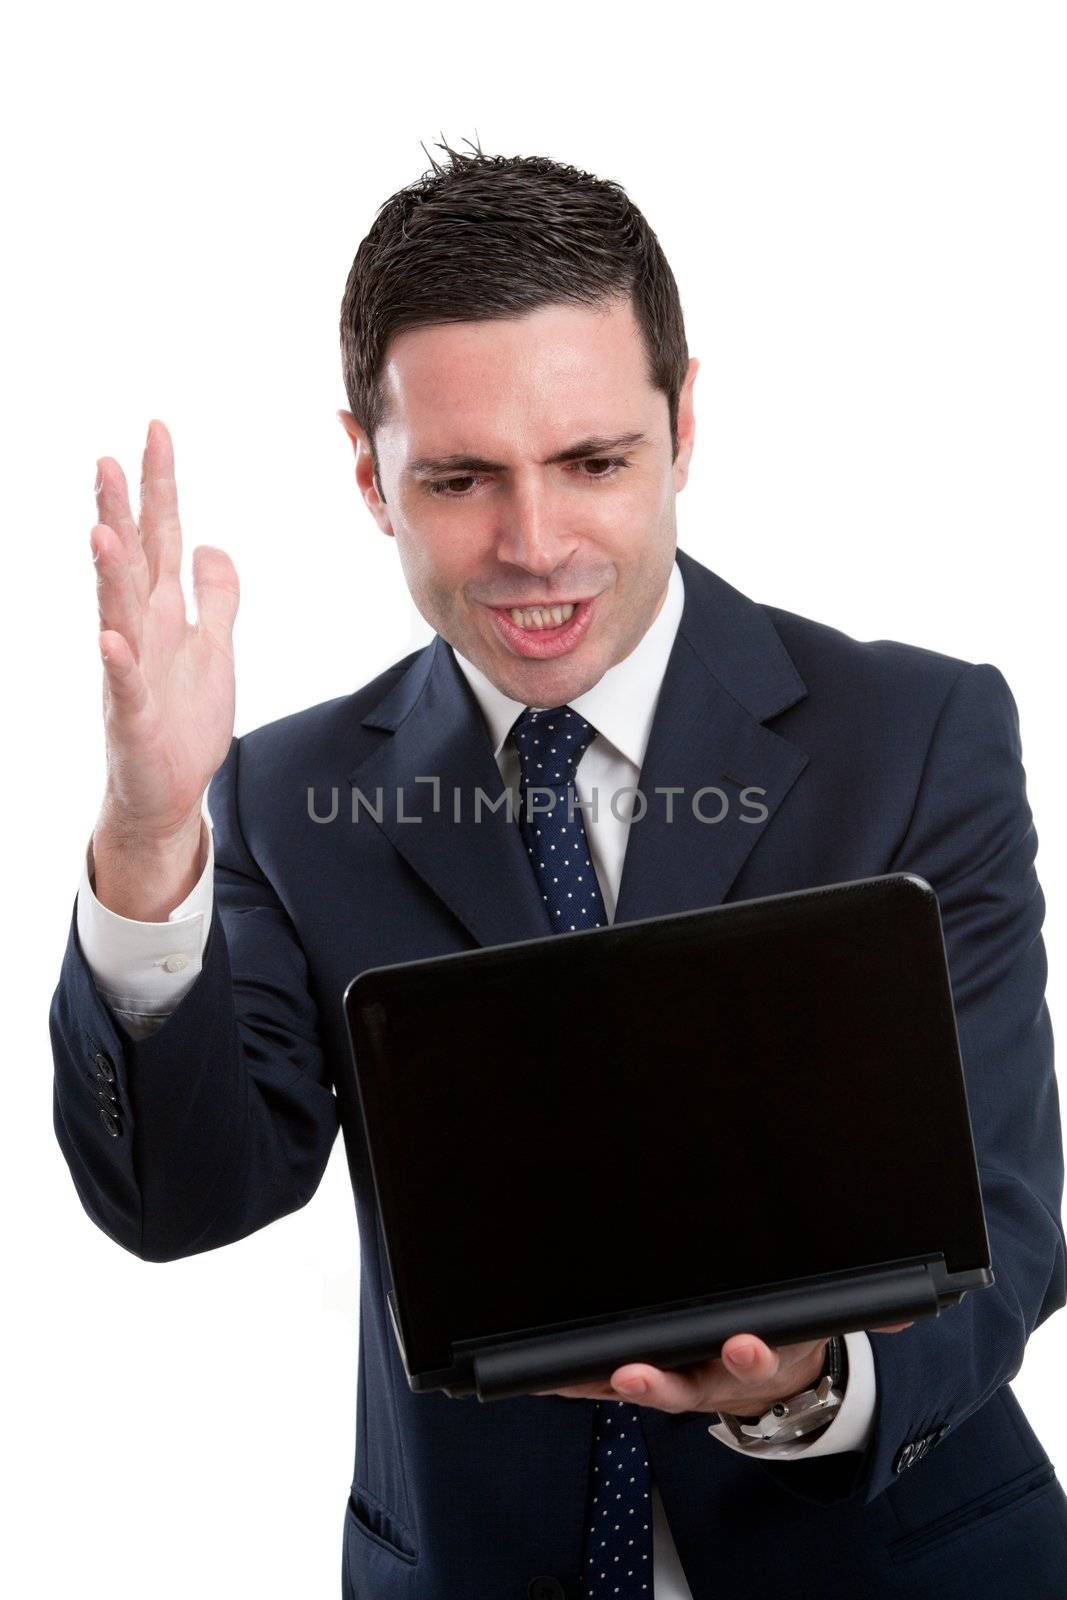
[{"left": 5, "top": 2, "right": 1065, "bottom": 1595}]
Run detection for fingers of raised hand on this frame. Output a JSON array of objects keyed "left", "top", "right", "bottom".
[
  {"left": 138, "top": 419, "right": 183, "bottom": 585},
  {"left": 92, "top": 521, "right": 145, "bottom": 665},
  {"left": 95, "top": 456, "right": 150, "bottom": 606}
]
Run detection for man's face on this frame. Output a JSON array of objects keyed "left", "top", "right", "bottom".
[{"left": 340, "top": 294, "right": 698, "bottom": 707}]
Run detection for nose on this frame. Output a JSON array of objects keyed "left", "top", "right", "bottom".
[{"left": 493, "top": 474, "right": 579, "bottom": 579}]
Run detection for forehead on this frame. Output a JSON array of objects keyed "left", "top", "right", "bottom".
[{"left": 377, "top": 296, "right": 658, "bottom": 449}]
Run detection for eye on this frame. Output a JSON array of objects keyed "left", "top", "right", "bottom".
[
  {"left": 426, "top": 475, "right": 480, "bottom": 498},
  {"left": 422, "top": 455, "right": 630, "bottom": 499}
]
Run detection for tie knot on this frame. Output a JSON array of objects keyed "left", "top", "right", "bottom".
[{"left": 510, "top": 704, "right": 597, "bottom": 788}]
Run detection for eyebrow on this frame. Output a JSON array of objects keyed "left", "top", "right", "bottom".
[{"left": 407, "top": 432, "right": 649, "bottom": 478}]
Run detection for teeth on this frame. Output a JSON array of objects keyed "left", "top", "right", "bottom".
[{"left": 508, "top": 603, "right": 576, "bottom": 630}]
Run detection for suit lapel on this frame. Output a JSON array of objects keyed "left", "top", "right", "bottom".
[
  {"left": 349, "top": 548, "right": 809, "bottom": 945},
  {"left": 349, "top": 635, "right": 554, "bottom": 949},
  {"left": 613, "top": 549, "right": 809, "bottom": 922}
]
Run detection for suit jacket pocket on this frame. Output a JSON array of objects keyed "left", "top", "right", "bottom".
[
  {"left": 347, "top": 1483, "right": 419, "bottom": 1563},
  {"left": 886, "top": 1462, "right": 1058, "bottom": 1563}
]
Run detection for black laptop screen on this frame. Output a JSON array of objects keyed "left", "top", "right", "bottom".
[{"left": 344, "top": 875, "right": 988, "bottom": 1376}]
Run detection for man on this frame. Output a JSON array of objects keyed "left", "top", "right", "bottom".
[{"left": 51, "top": 142, "right": 1067, "bottom": 1598}]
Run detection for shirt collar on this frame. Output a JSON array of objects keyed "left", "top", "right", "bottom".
[{"left": 450, "top": 557, "right": 685, "bottom": 770}]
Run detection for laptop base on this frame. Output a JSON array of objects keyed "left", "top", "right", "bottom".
[{"left": 393, "top": 1255, "right": 993, "bottom": 1400}]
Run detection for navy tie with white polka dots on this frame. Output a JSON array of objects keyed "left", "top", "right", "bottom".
[
  {"left": 510, "top": 703, "right": 608, "bottom": 935},
  {"left": 509, "top": 704, "right": 654, "bottom": 1597}
]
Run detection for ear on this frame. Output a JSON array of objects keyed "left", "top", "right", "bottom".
[
  {"left": 336, "top": 409, "right": 394, "bottom": 537},
  {"left": 672, "top": 357, "right": 699, "bottom": 493}
]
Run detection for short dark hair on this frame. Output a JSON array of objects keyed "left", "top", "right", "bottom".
[{"left": 339, "top": 137, "right": 689, "bottom": 498}]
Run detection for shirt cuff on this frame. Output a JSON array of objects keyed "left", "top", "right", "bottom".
[
  {"left": 75, "top": 819, "right": 215, "bottom": 1014},
  {"left": 706, "top": 1331, "right": 876, "bottom": 1460}
]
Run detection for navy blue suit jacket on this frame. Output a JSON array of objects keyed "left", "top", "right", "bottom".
[{"left": 51, "top": 546, "right": 1067, "bottom": 1598}]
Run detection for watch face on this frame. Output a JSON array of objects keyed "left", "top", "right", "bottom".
[
  {"left": 710, "top": 1345, "right": 845, "bottom": 1444},
  {"left": 745, "top": 1378, "right": 844, "bottom": 1442}
]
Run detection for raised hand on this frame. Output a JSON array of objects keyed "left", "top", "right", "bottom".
[{"left": 89, "top": 419, "right": 240, "bottom": 917}]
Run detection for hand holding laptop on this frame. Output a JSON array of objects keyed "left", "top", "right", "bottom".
[{"left": 532, "top": 1323, "right": 913, "bottom": 1413}]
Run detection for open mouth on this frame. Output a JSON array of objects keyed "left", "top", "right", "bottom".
[
  {"left": 487, "top": 595, "right": 598, "bottom": 659},
  {"left": 501, "top": 601, "right": 581, "bottom": 630}
]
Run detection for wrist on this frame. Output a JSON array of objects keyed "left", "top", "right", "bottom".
[
  {"left": 798, "top": 1337, "right": 833, "bottom": 1393},
  {"left": 90, "top": 810, "right": 206, "bottom": 920},
  {"left": 730, "top": 1339, "right": 831, "bottom": 1424},
  {"left": 96, "top": 788, "right": 205, "bottom": 849},
  {"left": 715, "top": 1336, "right": 846, "bottom": 1445}
]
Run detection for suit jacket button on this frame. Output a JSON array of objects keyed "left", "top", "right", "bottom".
[
  {"left": 528, "top": 1579, "right": 565, "bottom": 1600},
  {"left": 934, "top": 1422, "right": 950, "bottom": 1444},
  {"left": 99, "top": 1106, "right": 120, "bottom": 1137},
  {"left": 94, "top": 1052, "right": 116, "bottom": 1083},
  {"left": 894, "top": 1442, "right": 914, "bottom": 1474},
  {"left": 96, "top": 1081, "right": 119, "bottom": 1107}
]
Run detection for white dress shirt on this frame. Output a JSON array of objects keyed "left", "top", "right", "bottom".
[{"left": 75, "top": 558, "right": 876, "bottom": 1600}]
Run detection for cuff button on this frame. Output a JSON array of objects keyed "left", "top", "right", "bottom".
[{"left": 99, "top": 1106, "right": 121, "bottom": 1138}]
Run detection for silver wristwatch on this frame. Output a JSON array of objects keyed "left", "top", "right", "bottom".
[{"left": 709, "top": 1335, "right": 847, "bottom": 1447}]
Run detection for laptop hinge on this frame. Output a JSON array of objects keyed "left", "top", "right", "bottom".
[{"left": 454, "top": 1258, "right": 947, "bottom": 1401}]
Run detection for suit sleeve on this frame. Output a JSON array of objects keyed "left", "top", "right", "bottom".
[
  {"left": 50, "top": 734, "right": 340, "bottom": 1262},
  {"left": 756, "top": 661, "right": 1066, "bottom": 1508}
]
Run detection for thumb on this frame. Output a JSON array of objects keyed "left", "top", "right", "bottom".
[{"left": 192, "top": 545, "right": 240, "bottom": 646}]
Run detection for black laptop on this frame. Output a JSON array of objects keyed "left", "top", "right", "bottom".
[{"left": 340, "top": 873, "right": 992, "bottom": 1402}]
